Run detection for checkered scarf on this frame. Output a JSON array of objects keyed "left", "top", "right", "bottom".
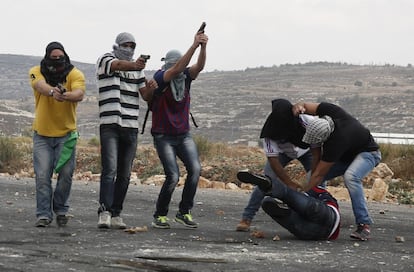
[{"left": 302, "top": 115, "right": 334, "bottom": 144}]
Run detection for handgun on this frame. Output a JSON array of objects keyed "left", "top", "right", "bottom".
[
  {"left": 57, "top": 83, "right": 66, "bottom": 94},
  {"left": 198, "top": 22, "right": 206, "bottom": 33},
  {"left": 140, "top": 54, "right": 151, "bottom": 62}
]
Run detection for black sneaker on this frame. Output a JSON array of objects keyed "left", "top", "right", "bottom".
[
  {"left": 237, "top": 170, "right": 272, "bottom": 192},
  {"left": 35, "top": 218, "right": 51, "bottom": 228},
  {"left": 262, "top": 197, "right": 291, "bottom": 219},
  {"left": 151, "top": 216, "right": 171, "bottom": 229},
  {"left": 350, "top": 224, "right": 371, "bottom": 241},
  {"left": 56, "top": 215, "right": 69, "bottom": 227},
  {"left": 175, "top": 212, "right": 198, "bottom": 228}
]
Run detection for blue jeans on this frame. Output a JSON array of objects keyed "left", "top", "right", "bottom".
[
  {"left": 324, "top": 150, "right": 381, "bottom": 225},
  {"left": 261, "top": 180, "right": 337, "bottom": 240},
  {"left": 33, "top": 132, "right": 76, "bottom": 220},
  {"left": 241, "top": 151, "right": 312, "bottom": 221},
  {"left": 99, "top": 125, "right": 138, "bottom": 217},
  {"left": 152, "top": 132, "right": 201, "bottom": 217}
]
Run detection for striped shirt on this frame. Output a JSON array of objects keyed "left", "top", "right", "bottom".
[{"left": 96, "top": 52, "right": 146, "bottom": 129}]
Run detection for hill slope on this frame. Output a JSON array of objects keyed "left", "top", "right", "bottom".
[{"left": 0, "top": 54, "right": 413, "bottom": 144}]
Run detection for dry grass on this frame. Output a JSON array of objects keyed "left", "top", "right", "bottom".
[
  {"left": 1, "top": 136, "right": 413, "bottom": 204},
  {"left": 378, "top": 143, "right": 414, "bottom": 204},
  {"left": 379, "top": 143, "right": 414, "bottom": 180},
  {"left": 0, "top": 137, "right": 31, "bottom": 173}
]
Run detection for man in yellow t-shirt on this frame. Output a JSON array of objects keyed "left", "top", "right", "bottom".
[{"left": 29, "top": 41, "right": 85, "bottom": 228}]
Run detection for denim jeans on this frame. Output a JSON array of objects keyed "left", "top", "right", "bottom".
[
  {"left": 99, "top": 125, "right": 138, "bottom": 217},
  {"left": 152, "top": 132, "right": 201, "bottom": 217},
  {"left": 261, "top": 180, "right": 337, "bottom": 240},
  {"left": 324, "top": 150, "right": 382, "bottom": 225},
  {"left": 241, "top": 151, "right": 312, "bottom": 221},
  {"left": 33, "top": 131, "right": 76, "bottom": 220}
]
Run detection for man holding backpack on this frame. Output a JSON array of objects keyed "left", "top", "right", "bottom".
[{"left": 148, "top": 27, "right": 208, "bottom": 229}]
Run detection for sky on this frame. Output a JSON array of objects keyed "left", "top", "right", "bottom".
[{"left": 1, "top": 0, "right": 414, "bottom": 71}]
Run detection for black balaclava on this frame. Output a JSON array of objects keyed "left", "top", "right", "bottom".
[
  {"left": 260, "top": 98, "right": 308, "bottom": 149},
  {"left": 40, "top": 41, "right": 74, "bottom": 86}
]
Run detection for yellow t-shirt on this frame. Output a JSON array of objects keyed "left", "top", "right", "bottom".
[{"left": 29, "top": 66, "right": 85, "bottom": 137}]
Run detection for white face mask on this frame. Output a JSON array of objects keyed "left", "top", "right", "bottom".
[{"left": 114, "top": 45, "right": 135, "bottom": 61}]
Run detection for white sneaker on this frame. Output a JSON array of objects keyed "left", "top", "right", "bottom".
[
  {"left": 111, "top": 216, "right": 127, "bottom": 229},
  {"left": 98, "top": 211, "right": 111, "bottom": 229}
]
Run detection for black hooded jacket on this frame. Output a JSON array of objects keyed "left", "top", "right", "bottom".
[{"left": 260, "top": 99, "right": 309, "bottom": 149}]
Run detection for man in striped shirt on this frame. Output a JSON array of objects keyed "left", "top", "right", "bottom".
[{"left": 96, "top": 32, "right": 158, "bottom": 229}]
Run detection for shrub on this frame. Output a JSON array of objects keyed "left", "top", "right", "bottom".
[
  {"left": 88, "top": 136, "right": 100, "bottom": 147},
  {"left": 193, "top": 134, "right": 213, "bottom": 158},
  {"left": 0, "top": 137, "right": 23, "bottom": 173},
  {"left": 379, "top": 143, "right": 414, "bottom": 181},
  {"left": 133, "top": 146, "right": 163, "bottom": 180}
]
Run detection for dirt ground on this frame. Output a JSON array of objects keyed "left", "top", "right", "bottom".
[{"left": 0, "top": 177, "right": 413, "bottom": 272}]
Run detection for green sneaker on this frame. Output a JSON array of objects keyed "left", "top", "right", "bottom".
[
  {"left": 152, "top": 216, "right": 170, "bottom": 229},
  {"left": 175, "top": 212, "right": 198, "bottom": 228}
]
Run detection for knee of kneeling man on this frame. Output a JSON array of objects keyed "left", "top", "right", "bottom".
[{"left": 343, "top": 171, "right": 363, "bottom": 183}]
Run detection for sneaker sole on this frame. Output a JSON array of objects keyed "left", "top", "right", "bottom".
[
  {"left": 151, "top": 222, "right": 171, "bottom": 229},
  {"left": 35, "top": 219, "right": 51, "bottom": 227},
  {"left": 111, "top": 225, "right": 127, "bottom": 229},
  {"left": 35, "top": 223, "right": 51, "bottom": 228},
  {"left": 97, "top": 224, "right": 111, "bottom": 229},
  {"left": 350, "top": 234, "right": 370, "bottom": 241},
  {"left": 237, "top": 171, "right": 271, "bottom": 191},
  {"left": 236, "top": 226, "right": 250, "bottom": 232},
  {"left": 174, "top": 218, "right": 198, "bottom": 228}
]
